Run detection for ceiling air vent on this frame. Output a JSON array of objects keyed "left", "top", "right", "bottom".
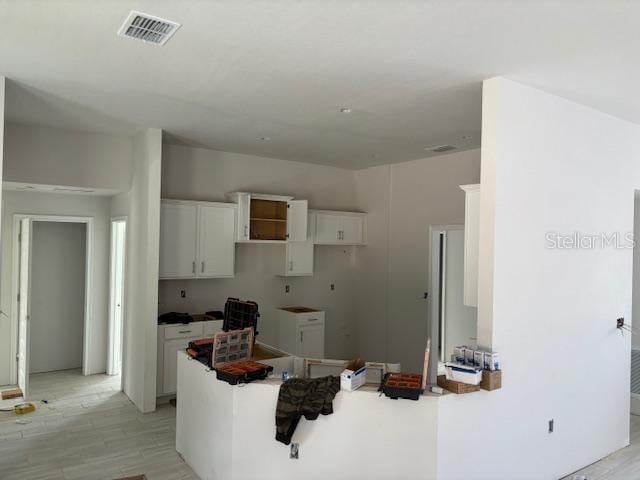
[
  {"left": 428, "top": 145, "right": 457, "bottom": 153},
  {"left": 118, "top": 11, "right": 180, "bottom": 46}
]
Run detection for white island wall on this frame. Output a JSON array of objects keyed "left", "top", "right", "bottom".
[{"left": 176, "top": 351, "right": 439, "bottom": 480}]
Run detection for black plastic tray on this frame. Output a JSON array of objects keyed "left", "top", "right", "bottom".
[{"left": 380, "top": 372, "right": 423, "bottom": 401}]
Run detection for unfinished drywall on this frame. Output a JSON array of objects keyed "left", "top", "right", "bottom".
[
  {"left": 30, "top": 222, "right": 86, "bottom": 373},
  {"left": 159, "top": 145, "right": 360, "bottom": 360},
  {"left": 0, "top": 191, "right": 111, "bottom": 384},
  {"left": 119, "top": 128, "right": 162, "bottom": 413},
  {"left": 353, "top": 149, "right": 481, "bottom": 371},
  {"left": 438, "top": 78, "right": 639, "bottom": 480},
  {"left": 3, "top": 122, "right": 133, "bottom": 192}
]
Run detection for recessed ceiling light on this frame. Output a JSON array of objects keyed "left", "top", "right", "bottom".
[
  {"left": 339, "top": 107, "right": 352, "bottom": 114},
  {"left": 257, "top": 136, "right": 271, "bottom": 141}
]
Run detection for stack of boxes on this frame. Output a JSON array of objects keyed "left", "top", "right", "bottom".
[{"left": 446, "top": 346, "right": 501, "bottom": 390}]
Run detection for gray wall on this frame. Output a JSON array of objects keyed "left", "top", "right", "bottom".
[
  {"left": 353, "top": 148, "right": 481, "bottom": 371},
  {"left": 30, "top": 222, "right": 86, "bottom": 373},
  {"left": 160, "top": 144, "right": 481, "bottom": 368},
  {"left": 160, "top": 144, "right": 360, "bottom": 360},
  {"left": 3, "top": 122, "right": 133, "bottom": 192}
]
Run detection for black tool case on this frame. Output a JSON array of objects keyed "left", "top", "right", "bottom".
[
  {"left": 214, "top": 361, "right": 273, "bottom": 385},
  {"left": 223, "top": 298, "right": 260, "bottom": 341}
]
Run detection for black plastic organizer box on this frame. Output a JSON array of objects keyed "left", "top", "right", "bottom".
[{"left": 223, "top": 298, "right": 260, "bottom": 341}]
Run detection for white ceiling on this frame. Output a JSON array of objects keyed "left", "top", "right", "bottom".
[{"left": 1, "top": 1, "right": 639, "bottom": 169}]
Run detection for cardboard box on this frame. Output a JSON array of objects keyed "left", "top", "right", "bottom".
[
  {"left": 473, "top": 350, "right": 484, "bottom": 368},
  {"left": 341, "top": 366, "right": 367, "bottom": 392},
  {"left": 483, "top": 351, "right": 500, "bottom": 371},
  {"left": 465, "top": 348, "right": 475, "bottom": 366},
  {"left": 453, "top": 346, "right": 466, "bottom": 364},
  {"left": 445, "top": 363, "right": 483, "bottom": 385},
  {"left": 481, "top": 369, "right": 502, "bottom": 391},
  {"left": 437, "top": 375, "right": 481, "bottom": 394}
]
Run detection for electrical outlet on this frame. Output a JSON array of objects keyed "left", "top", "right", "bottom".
[
  {"left": 330, "top": 283, "right": 335, "bottom": 291},
  {"left": 290, "top": 443, "right": 299, "bottom": 459},
  {"left": 548, "top": 419, "right": 554, "bottom": 434},
  {"left": 180, "top": 290, "right": 186, "bottom": 298},
  {"left": 285, "top": 285, "right": 290, "bottom": 293}
]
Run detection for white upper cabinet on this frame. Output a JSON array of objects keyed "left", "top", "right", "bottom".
[
  {"left": 277, "top": 213, "right": 315, "bottom": 277},
  {"left": 159, "top": 200, "right": 236, "bottom": 280},
  {"left": 159, "top": 203, "right": 198, "bottom": 278},
  {"left": 312, "top": 210, "right": 367, "bottom": 245},
  {"left": 460, "top": 184, "right": 480, "bottom": 307},
  {"left": 197, "top": 204, "right": 236, "bottom": 278},
  {"left": 228, "top": 192, "right": 308, "bottom": 243}
]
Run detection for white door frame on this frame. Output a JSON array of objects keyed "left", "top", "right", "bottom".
[
  {"left": 427, "top": 225, "right": 464, "bottom": 380},
  {"left": 108, "top": 216, "right": 127, "bottom": 385},
  {"left": 9, "top": 214, "right": 94, "bottom": 383}
]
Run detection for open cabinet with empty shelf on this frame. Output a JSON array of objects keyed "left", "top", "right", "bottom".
[{"left": 228, "top": 192, "right": 308, "bottom": 243}]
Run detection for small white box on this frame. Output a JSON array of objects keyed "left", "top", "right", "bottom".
[
  {"left": 483, "top": 352, "right": 500, "bottom": 371},
  {"left": 465, "top": 348, "right": 475, "bottom": 366},
  {"left": 473, "top": 350, "right": 484, "bottom": 368},
  {"left": 453, "top": 346, "right": 466, "bottom": 364},
  {"left": 445, "top": 363, "right": 483, "bottom": 385},
  {"left": 341, "top": 366, "right": 367, "bottom": 392}
]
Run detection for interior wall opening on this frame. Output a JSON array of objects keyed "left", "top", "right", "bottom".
[
  {"left": 11, "top": 215, "right": 94, "bottom": 398},
  {"left": 428, "top": 225, "right": 478, "bottom": 380},
  {"left": 108, "top": 218, "right": 126, "bottom": 382}
]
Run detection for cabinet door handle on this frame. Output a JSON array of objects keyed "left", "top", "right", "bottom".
[
  {"left": 300, "top": 331, "right": 303, "bottom": 343},
  {"left": 289, "top": 260, "right": 293, "bottom": 271},
  {"left": 192, "top": 261, "right": 196, "bottom": 274},
  {"left": 201, "top": 261, "right": 205, "bottom": 273},
  {"left": 179, "top": 330, "right": 191, "bottom": 334},
  {"left": 337, "top": 230, "right": 340, "bottom": 241},
  {"left": 244, "top": 226, "right": 248, "bottom": 238}
]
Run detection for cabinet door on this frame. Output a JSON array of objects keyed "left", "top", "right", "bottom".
[
  {"left": 339, "top": 216, "right": 364, "bottom": 244},
  {"left": 286, "top": 241, "right": 314, "bottom": 276},
  {"left": 197, "top": 205, "right": 236, "bottom": 277},
  {"left": 286, "top": 200, "right": 308, "bottom": 241},
  {"left": 314, "top": 213, "right": 340, "bottom": 243},
  {"left": 163, "top": 338, "right": 191, "bottom": 394},
  {"left": 236, "top": 193, "right": 251, "bottom": 241},
  {"left": 159, "top": 203, "right": 197, "bottom": 279},
  {"left": 297, "top": 324, "right": 324, "bottom": 358}
]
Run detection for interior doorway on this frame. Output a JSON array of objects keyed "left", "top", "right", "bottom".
[
  {"left": 428, "top": 225, "right": 478, "bottom": 377},
  {"left": 11, "top": 215, "right": 93, "bottom": 398},
  {"left": 108, "top": 218, "right": 126, "bottom": 380}
]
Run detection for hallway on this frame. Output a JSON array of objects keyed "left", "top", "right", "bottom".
[{"left": 0, "top": 369, "right": 197, "bottom": 480}]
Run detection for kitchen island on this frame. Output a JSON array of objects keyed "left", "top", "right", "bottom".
[{"left": 175, "top": 350, "right": 440, "bottom": 480}]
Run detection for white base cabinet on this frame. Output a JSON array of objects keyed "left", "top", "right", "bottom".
[
  {"left": 159, "top": 200, "right": 237, "bottom": 280},
  {"left": 156, "top": 319, "right": 223, "bottom": 396},
  {"left": 276, "top": 307, "right": 325, "bottom": 358},
  {"left": 460, "top": 184, "right": 480, "bottom": 307}
]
